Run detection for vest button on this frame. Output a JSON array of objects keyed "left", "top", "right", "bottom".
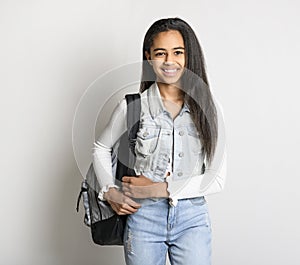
[
  {"left": 178, "top": 152, "right": 184, "bottom": 157},
  {"left": 177, "top": 172, "right": 183, "bottom": 177},
  {"left": 179, "top": 130, "right": 184, "bottom": 136},
  {"left": 143, "top": 131, "right": 149, "bottom": 137}
]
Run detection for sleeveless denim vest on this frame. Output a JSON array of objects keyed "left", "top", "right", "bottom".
[{"left": 134, "top": 83, "right": 205, "bottom": 182}]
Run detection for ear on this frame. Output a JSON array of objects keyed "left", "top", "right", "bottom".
[{"left": 145, "top": 51, "right": 152, "bottom": 65}]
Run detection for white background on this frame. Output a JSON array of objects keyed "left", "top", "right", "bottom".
[{"left": 1, "top": 0, "right": 299, "bottom": 264}]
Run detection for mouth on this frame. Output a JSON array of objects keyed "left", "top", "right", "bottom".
[{"left": 161, "top": 68, "right": 181, "bottom": 77}]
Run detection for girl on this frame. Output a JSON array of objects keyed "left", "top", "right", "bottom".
[{"left": 93, "top": 17, "right": 226, "bottom": 265}]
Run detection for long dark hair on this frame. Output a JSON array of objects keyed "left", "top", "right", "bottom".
[{"left": 140, "top": 17, "right": 218, "bottom": 165}]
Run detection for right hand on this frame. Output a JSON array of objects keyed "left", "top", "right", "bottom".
[{"left": 104, "top": 187, "right": 141, "bottom": 215}]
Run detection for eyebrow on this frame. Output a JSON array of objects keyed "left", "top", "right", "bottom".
[{"left": 153, "top": 47, "right": 185, "bottom": 51}]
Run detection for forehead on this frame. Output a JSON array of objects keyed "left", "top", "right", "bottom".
[{"left": 151, "top": 30, "right": 184, "bottom": 49}]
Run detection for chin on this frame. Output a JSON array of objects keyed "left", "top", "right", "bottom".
[{"left": 157, "top": 76, "right": 182, "bottom": 87}]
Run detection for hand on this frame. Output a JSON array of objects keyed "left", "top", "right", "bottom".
[
  {"left": 122, "top": 175, "right": 169, "bottom": 198},
  {"left": 104, "top": 188, "right": 141, "bottom": 215}
]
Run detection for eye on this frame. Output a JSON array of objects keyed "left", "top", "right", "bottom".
[
  {"left": 154, "top": 52, "right": 166, "bottom": 57},
  {"left": 174, "top": 50, "right": 184, "bottom": 55}
]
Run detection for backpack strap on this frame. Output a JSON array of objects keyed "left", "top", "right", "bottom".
[
  {"left": 125, "top": 93, "right": 141, "bottom": 155},
  {"left": 115, "top": 93, "right": 141, "bottom": 181},
  {"left": 125, "top": 93, "right": 141, "bottom": 176}
]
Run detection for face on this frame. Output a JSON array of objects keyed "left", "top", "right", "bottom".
[{"left": 145, "top": 30, "right": 185, "bottom": 85}]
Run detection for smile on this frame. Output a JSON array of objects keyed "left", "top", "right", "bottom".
[
  {"left": 161, "top": 68, "right": 181, "bottom": 76},
  {"left": 162, "top": 68, "right": 178, "bottom": 73}
]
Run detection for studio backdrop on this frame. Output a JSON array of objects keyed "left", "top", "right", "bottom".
[{"left": 0, "top": 1, "right": 299, "bottom": 265}]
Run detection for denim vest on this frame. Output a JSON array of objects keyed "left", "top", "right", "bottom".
[{"left": 134, "top": 83, "right": 205, "bottom": 182}]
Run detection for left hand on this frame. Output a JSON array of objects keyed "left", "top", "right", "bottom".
[{"left": 122, "top": 175, "right": 157, "bottom": 198}]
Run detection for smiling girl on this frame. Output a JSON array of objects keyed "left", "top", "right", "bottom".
[{"left": 92, "top": 17, "right": 227, "bottom": 265}]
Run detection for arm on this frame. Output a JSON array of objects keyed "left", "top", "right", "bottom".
[
  {"left": 122, "top": 175, "right": 169, "bottom": 198},
  {"left": 122, "top": 144, "right": 226, "bottom": 200},
  {"left": 92, "top": 98, "right": 141, "bottom": 213},
  {"left": 92, "top": 98, "right": 127, "bottom": 192}
]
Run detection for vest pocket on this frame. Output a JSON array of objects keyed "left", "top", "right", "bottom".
[{"left": 135, "top": 127, "right": 161, "bottom": 156}]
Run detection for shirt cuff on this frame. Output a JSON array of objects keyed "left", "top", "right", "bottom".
[{"left": 97, "top": 184, "right": 120, "bottom": 201}]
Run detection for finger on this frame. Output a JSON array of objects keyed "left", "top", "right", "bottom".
[
  {"left": 122, "top": 176, "right": 130, "bottom": 182},
  {"left": 124, "top": 191, "right": 134, "bottom": 198},
  {"left": 118, "top": 207, "right": 137, "bottom": 215},
  {"left": 110, "top": 202, "right": 136, "bottom": 215},
  {"left": 110, "top": 203, "right": 124, "bottom": 215},
  {"left": 121, "top": 203, "right": 140, "bottom": 213},
  {"left": 122, "top": 175, "right": 138, "bottom": 182},
  {"left": 124, "top": 197, "right": 141, "bottom": 208},
  {"left": 122, "top": 183, "right": 130, "bottom": 189},
  {"left": 113, "top": 202, "right": 138, "bottom": 214},
  {"left": 115, "top": 207, "right": 134, "bottom": 215},
  {"left": 125, "top": 191, "right": 143, "bottom": 199}
]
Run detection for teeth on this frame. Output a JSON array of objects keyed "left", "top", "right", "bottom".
[{"left": 163, "top": 69, "right": 177, "bottom": 73}]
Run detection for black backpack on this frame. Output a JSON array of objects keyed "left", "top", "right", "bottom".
[{"left": 76, "top": 93, "right": 141, "bottom": 245}]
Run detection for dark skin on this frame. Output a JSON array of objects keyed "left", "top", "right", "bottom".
[
  {"left": 104, "top": 176, "right": 169, "bottom": 215},
  {"left": 104, "top": 30, "right": 185, "bottom": 214},
  {"left": 122, "top": 175, "right": 169, "bottom": 199}
]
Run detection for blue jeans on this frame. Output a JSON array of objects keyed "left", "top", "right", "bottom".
[{"left": 123, "top": 196, "right": 212, "bottom": 265}]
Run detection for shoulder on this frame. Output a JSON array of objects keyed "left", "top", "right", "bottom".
[{"left": 113, "top": 97, "right": 127, "bottom": 114}]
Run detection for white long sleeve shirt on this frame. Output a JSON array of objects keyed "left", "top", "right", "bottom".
[{"left": 92, "top": 83, "right": 227, "bottom": 206}]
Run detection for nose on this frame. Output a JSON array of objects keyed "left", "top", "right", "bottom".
[{"left": 164, "top": 53, "right": 175, "bottom": 65}]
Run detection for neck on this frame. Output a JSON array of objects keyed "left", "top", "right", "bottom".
[
  {"left": 156, "top": 81, "right": 184, "bottom": 120},
  {"left": 156, "top": 81, "right": 184, "bottom": 102}
]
